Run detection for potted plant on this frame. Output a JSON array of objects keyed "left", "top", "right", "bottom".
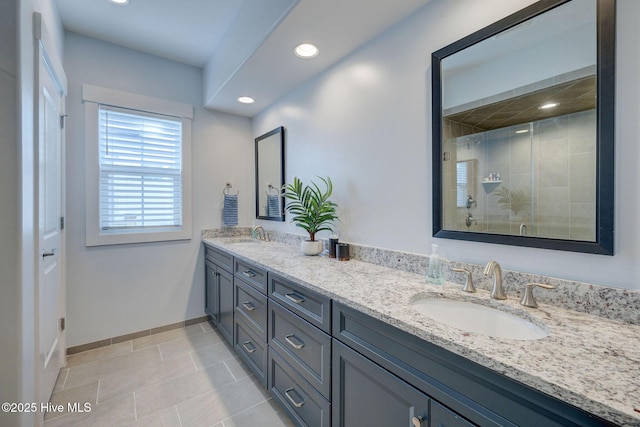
[{"left": 283, "top": 176, "right": 339, "bottom": 255}]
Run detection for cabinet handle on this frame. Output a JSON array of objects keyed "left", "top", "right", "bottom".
[
  {"left": 284, "top": 334, "right": 305, "bottom": 350},
  {"left": 412, "top": 415, "right": 427, "bottom": 427},
  {"left": 284, "top": 387, "right": 305, "bottom": 408},
  {"left": 242, "top": 301, "right": 256, "bottom": 311},
  {"left": 242, "top": 269, "right": 257, "bottom": 278},
  {"left": 241, "top": 341, "right": 256, "bottom": 354},
  {"left": 285, "top": 292, "right": 305, "bottom": 304}
]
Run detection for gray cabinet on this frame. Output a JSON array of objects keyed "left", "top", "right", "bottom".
[
  {"left": 234, "top": 314, "right": 268, "bottom": 386},
  {"left": 204, "top": 246, "right": 234, "bottom": 345},
  {"left": 204, "top": 261, "right": 219, "bottom": 322},
  {"left": 270, "top": 346, "right": 331, "bottom": 427},
  {"left": 205, "top": 243, "right": 614, "bottom": 427},
  {"left": 332, "top": 339, "right": 431, "bottom": 427},
  {"left": 268, "top": 273, "right": 332, "bottom": 426},
  {"left": 217, "top": 267, "right": 234, "bottom": 344},
  {"left": 333, "top": 301, "right": 614, "bottom": 427},
  {"left": 269, "top": 300, "right": 331, "bottom": 399}
]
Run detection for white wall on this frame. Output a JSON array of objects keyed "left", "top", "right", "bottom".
[
  {"left": 253, "top": 0, "right": 640, "bottom": 291},
  {"left": 64, "top": 32, "right": 253, "bottom": 347}
]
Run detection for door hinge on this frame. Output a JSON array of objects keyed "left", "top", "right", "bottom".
[
  {"left": 60, "top": 318, "right": 65, "bottom": 332},
  {"left": 60, "top": 216, "right": 65, "bottom": 230},
  {"left": 60, "top": 114, "right": 67, "bottom": 129}
]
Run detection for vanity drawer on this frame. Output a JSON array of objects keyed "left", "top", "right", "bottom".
[
  {"left": 234, "top": 317, "right": 267, "bottom": 386},
  {"left": 234, "top": 278, "right": 268, "bottom": 341},
  {"left": 269, "top": 272, "right": 331, "bottom": 333},
  {"left": 234, "top": 258, "right": 268, "bottom": 294},
  {"left": 205, "top": 245, "right": 233, "bottom": 272},
  {"left": 269, "top": 301, "right": 331, "bottom": 399},
  {"left": 269, "top": 348, "right": 330, "bottom": 427}
]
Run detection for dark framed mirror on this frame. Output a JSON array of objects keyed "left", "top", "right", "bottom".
[
  {"left": 432, "top": 0, "right": 615, "bottom": 255},
  {"left": 255, "top": 126, "right": 285, "bottom": 221}
]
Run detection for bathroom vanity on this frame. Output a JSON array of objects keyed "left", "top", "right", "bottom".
[{"left": 203, "top": 236, "right": 639, "bottom": 427}]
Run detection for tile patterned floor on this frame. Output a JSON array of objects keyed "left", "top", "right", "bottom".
[{"left": 45, "top": 321, "right": 295, "bottom": 427}]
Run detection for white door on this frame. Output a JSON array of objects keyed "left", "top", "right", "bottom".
[{"left": 38, "top": 46, "right": 65, "bottom": 405}]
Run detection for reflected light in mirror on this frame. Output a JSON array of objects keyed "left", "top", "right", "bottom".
[{"left": 539, "top": 102, "right": 559, "bottom": 109}]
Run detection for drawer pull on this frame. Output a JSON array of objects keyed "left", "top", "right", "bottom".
[
  {"left": 284, "top": 387, "right": 305, "bottom": 408},
  {"left": 284, "top": 334, "right": 305, "bottom": 350},
  {"left": 285, "top": 292, "right": 305, "bottom": 304},
  {"left": 241, "top": 341, "right": 256, "bottom": 354},
  {"left": 242, "top": 301, "right": 257, "bottom": 311},
  {"left": 242, "top": 269, "right": 257, "bottom": 278}
]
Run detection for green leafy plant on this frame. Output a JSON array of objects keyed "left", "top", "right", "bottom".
[
  {"left": 493, "top": 186, "right": 531, "bottom": 216},
  {"left": 283, "top": 176, "right": 338, "bottom": 241}
]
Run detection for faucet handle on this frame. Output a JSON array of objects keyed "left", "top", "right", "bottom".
[
  {"left": 451, "top": 268, "right": 476, "bottom": 293},
  {"left": 520, "top": 283, "right": 555, "bottom": 308}
]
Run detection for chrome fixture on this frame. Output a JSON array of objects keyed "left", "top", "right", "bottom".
[
  {"left": 519, "top": 223, "right": 527, "bottom": 236},
  {"left": 520, "top": 283, "right": 555, "bottom": 308},
  {"left": 484, "top": 260, "right": 507, "bottom": 300},
  {"left": 466, "top": 195, "right": 477, "bottom": 209},
  {"left": 451, "top": 268, "right": 476, "bottom": 293},
  {"left": 465, "top": 213, "right": 477, "bottom": 228},
  {"left": 251, "top": 225, "right": 269, "bottom": 241}
]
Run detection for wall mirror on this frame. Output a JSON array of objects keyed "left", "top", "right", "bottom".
[
  {"left": 255, "top": 126, "right": 285, "bottom": 221},
  {"left": 432, "top": 0, "right": 615, "bottom": 254}
]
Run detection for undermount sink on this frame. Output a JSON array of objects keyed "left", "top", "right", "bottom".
[
  {"left": 225, "top": 238, "right": 262, "bottom": 244},
  {"left": 411, "top": 297, "right": 548, "bottom": 340}
]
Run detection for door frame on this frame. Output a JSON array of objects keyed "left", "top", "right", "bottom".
[{"left": 33, "top": 11, "right": 67, "bottom": 410}]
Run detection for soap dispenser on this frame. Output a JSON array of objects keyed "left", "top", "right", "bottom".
[{"left": 426, "top": 243, "right": 445, "bottom": 286}]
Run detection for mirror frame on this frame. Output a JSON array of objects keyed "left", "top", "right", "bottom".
[
  {"left": 255, "top": 126, "right": 285, "bottom": 221},
  {"left": 431, "top": 0, "right": 615, "bottom": 255}
]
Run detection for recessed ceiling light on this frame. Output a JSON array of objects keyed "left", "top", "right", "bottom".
[
  {"left": 237, "top": 96, "right": 255, "bottom": 104},
  {"left": 109, "top": 0, "right": 129, "bottom": 4},
  {"left": 294, "top": 43, "right": 319, "bottom": 59},
  {"left": 539, "top": 102, "right": 558, "bottom": 110}
]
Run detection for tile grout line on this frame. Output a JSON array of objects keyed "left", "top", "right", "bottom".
[
  {"left": 217, "top": 398, "right": 272, "bottom": 425},
  {"left": 174, "top": 405, "right": 183, "bottom": 427},
  {"left": 222, "top": 359, "right": 238, "bottom": 382},
  {"left": 61, "top": 368, "right": 69, "bottom": 391},
  {"left": 187, "top": 352, "right": 198, "bottom": 371},
  {"left": 133, "top": 391, "right": 138, "bottom": 421},
  {"left": 158, "top": 344, "right": 165, "bottom": 361}
]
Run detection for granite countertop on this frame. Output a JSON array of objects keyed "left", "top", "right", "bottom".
[{"left": 203, "top": 237, "right": 640, "bottom": 426}]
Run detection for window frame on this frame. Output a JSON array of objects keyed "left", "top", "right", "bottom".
[{"left": 83, "top": 84, "right": 193, "bottom": 246}]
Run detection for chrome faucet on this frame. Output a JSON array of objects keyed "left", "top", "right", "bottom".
[
  {"left": 484, "top": 260, "right": 507, "bottom": 300},
  {"left": 251, "top": 225, "right": 268, "bottom": 241}
]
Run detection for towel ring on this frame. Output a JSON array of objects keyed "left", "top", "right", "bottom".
[
  {"left": 266, "top": 184, "right": 280, "bottom": 196},
  {"left": 223, "top": 183, "right": 239, "bottom": 196}
]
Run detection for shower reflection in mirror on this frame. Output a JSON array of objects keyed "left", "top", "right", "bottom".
[{"left": 443, "top": 110, "right": 596, "bottom": 240}]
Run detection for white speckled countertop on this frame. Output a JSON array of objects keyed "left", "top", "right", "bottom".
[{"left": 203, "top": 237, "right": 640, "bottom": 426}]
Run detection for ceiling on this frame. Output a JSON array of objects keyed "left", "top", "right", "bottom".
[
  {"left": 445, "top": 76, "right": 596, "bottom": 131},
  {"left": 55, "top": 0, "right": 432, "bottom": 117}
]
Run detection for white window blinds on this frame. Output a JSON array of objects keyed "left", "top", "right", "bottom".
[
  {"left": 99, "top": 105, "right": 183, "bottom": 233},
  {"left": 456, "top": 161, "right": 468, "bottom": 207}
]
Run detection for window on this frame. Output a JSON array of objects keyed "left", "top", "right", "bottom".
[{"left": 84, "top": 85, "right": 192, "bottom": 246}]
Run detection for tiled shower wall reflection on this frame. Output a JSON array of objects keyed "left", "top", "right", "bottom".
[{"left": 443, "top": 109, "right": 596, "bottom": 240}]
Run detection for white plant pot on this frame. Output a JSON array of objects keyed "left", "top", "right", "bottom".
[{"left": 300, "top": 240, "right": 323, "bottom": 256}]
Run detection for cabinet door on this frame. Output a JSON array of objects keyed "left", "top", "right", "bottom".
[
  {"left": 205, "top": 261, "right": 219, "bottom": 324},
  {"left": 333, "top": 339, "right": 430, "bottom": 427},
  {"left": 218, "top": 267, "right": 234, "bottom": 344}
]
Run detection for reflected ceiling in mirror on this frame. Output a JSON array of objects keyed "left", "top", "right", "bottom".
[{"left": 431, "top": 0, "right": 615, "bottom": 255}]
